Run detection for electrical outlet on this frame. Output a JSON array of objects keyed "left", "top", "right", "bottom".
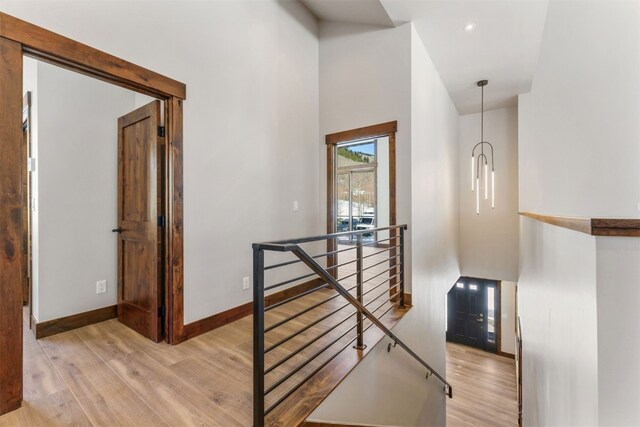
[
  {"left": 293, "top": 201, "right": 299, "bottom": 212},
  {"left": 242, "top": 276, "right": 250, "bottom": 290},
  {"left": 96, "top": 280, "right": 107, "bottom": 294}
]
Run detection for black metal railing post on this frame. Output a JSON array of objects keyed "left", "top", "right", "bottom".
[
  {"left": 354, "top": 234, "right": 365, "bottom": 350},
  {"left": 253, "top": 247, "right": 265, "bottom": 427},
  {"left": 399, "top": 226, "right": 405, "bottom": 307}
]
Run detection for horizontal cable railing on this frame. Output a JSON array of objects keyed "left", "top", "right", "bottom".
[{"left": 252, "top": 225, "right": 452, "bottom": 426}]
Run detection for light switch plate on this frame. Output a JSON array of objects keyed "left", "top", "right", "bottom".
[
  {"left": 96, "top": 280, "right": 107, "bottom": 294},
  {"left": 242, "top": 276, "right": 250, "bottom": 290},
  {"left": 293, "top": 201, "right": 299, "bottom": 212}
]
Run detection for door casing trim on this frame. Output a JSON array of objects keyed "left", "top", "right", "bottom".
[{"left": 0, "top": 12, "right": 186, "bottom": 415}]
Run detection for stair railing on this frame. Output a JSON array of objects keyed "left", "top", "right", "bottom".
[{"left": 252, "top": 225, "right": 452, "bottom": 426}]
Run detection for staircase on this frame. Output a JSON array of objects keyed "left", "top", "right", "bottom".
[{"left": 252, "top": 225, "right": 451, "bottom": 426}]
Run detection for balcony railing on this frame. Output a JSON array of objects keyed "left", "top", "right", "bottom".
[{"left": 252, "top": 225, "right": 452, "bottom": 426}]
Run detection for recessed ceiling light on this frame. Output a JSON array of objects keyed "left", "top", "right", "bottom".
[{"left": 464, "top": 22, "right": 476, "bottom": 32}]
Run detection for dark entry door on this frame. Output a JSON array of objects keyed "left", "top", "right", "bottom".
[
  {"left": 447, "top": 277, "right": 498, "bottom": 352},
  {"left": 116, "top": 100, "right": 164, "bottom": 342}
]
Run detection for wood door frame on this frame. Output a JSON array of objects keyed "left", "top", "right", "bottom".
[
  {"left": 325, "top": 121, "right": 397, "bottom": 271},
  {"left": 0, "top": 12, "right": 186, "bottom": 415}
]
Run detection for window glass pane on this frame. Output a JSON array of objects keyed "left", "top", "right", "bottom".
[
  {"left": 337, "top": 141, "right": 375, "bottom": 168},
  {"left": 351, "top": 170, "right": 376, "bottom": 242},
  {"left": 469, "top": 284, "right": 478, "bottom": 291},
  {"left": 456, "top": 283, "right": 464, "bottom": 288},
  {"left": 336, "top": 173, "right": 351, "bottom": 242},
  {"left": 487, "top": 286, "right": 495, "bottom": 343}
]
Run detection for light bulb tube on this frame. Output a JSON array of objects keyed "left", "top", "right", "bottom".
[
  {"left": 484, "top": 163, "right": 488, "bottom": 199},
  {"left": 491, "top": 170, "right": 495, "bottom": 209},
  {"left": 476, "top": 178, "right": 480, "bottom": 215},
  {"left": 471, "top": 156, "right": 475, "bottom": 191}
]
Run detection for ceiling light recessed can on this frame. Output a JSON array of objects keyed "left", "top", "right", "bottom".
[{"left": 464, "top": 22, "right": 476, "bottom": 32}]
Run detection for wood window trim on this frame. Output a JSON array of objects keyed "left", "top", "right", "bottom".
[
  {"left": 520, "top": 212, "right": 640, "bottom": 237},
  {"left": 0, "top": 12, "right": 186, "bottom": 414}
]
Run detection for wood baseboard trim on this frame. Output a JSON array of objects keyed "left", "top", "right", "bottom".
[
  {"left": 498, "top": 350, "right": 516, "bottom": 359},
  {"left": 520, "top": 212, "right": 640, "bottom": 237},
  {"left": 183, "top": 278, "right": 329, "bottom": 341},
  {"left": 34, "top": 305, "right": 117, "bottom": 339},
  {"left": 0, "top": 399, "right": 21, "bottom": 416},
  {"left": 403, "top": 292, "right": 412, "bottom": 306}
]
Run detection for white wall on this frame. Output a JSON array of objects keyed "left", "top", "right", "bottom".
[
  {"left": 409, "top": 20, "right": 460, "bottom": 378},
  {"left": 3, "top": 0, "right": 321, "bottom": 323},
  {"left": 311, "top": 22, "right": 459, "bottom": 426},
  {"left": 34, "top": 62, "right": 136, "bottom": 322},
  {"left": 519, "top": 1, "right": 640, "bottom": 218},
  {"left": 518, "top": 217, "right": 598, "bottom": 427},
  {"left": 518, "top": 2, "right": 640, "bottom": 425},
  {"left": 500, "top": 281, "right": 516, "bottom": 355},
  {"left": 596, "top": 237, "right": 640, "bottom": 426},
  {"left": 459, "top": 107, "right": 519, "bottom": 282}
]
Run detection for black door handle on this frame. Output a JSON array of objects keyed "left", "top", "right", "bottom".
[{"left": 112, "top": 227, "right": 123, "bottom": 233}]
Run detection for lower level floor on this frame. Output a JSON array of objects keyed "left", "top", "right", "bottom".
[{"left": 446, "top": 342, "right": 518, "bottom": 426}]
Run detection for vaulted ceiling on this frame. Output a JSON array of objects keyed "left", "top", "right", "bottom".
[{"left": 301, "top": 0, "right": 549, "bottom": 115}]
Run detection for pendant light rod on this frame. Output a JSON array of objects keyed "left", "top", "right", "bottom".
[{"left": 471, "top": 79, "right": 494, "bottom": 214}]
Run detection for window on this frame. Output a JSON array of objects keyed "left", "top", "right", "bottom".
[
  {"left": 456, "top": 283, "right": 464, "bottom": 289},
  {"left": 469, "top": 284, "right": 478, "bottom": 291}
]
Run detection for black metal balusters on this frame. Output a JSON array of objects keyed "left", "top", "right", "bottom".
[
  {"left": 251, "top": 225, "right": 451, "bottom": 427},
  {"left": 354, "top": 234, "right": 365, "bottom": 350}
]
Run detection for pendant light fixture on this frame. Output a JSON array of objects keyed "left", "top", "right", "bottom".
[{"left": 471, "top": 80, "right": 495, "bottom": 215}]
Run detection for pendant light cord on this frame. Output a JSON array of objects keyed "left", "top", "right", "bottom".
[{"left": 481, "top": 84, "right": 484, "bottom": 155}]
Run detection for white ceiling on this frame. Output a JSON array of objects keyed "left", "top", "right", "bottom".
[
  {"left": 303, "top": 0, "right": 549, "bottom": 115},
  {"left": 381, "top": 0, "right": 549, "bottom": 115},
  {"left": 300, "top": 0, "right": 394, "bottom": 27}
]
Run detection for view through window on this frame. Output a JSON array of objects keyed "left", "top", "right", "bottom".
[{"left": 335, "top": 138, "right": 389, "bottom": 243}]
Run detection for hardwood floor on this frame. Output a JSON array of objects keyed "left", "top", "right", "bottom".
[
  {"left": 446, "top": 342, "right": 518, "bottom": 427},
  {"left": 0, "top": 244, "right": 405, "bottom": 427}
]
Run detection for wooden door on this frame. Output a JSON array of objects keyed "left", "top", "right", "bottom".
[
  {"left": 21, "top": 92, "right": 31, "bottom": 309},
  {"left": 116, "top": 100, "right": 164, "bottom": 342}
]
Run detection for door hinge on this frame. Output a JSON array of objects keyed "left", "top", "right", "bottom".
[
  {"left": 158, "top": 306, "right": 166, "bottom": 318},
  {"left": 158, "top": 215, "right": 166, "bottom": 228},
  {"left": 158, "top": 126, "right": 165, "bottom": 137}
]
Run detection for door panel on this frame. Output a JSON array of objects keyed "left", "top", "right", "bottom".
[
  {"left": 117, "top": 100, "right": 163, "bottom": 342},
  {"left": 447, "top": 277, "right": 497, "bottom": 351}
]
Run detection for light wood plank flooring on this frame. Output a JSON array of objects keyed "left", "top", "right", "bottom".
[
  {"left": 446, "top": 342, "right": 518, "bottom": 427},
  {"left": 0, "top": 244, "right": 405, "bottom": 427}
]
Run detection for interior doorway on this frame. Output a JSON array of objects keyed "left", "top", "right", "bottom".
[
  {"left": 0, "top": 12, "right": 186, "bottom": 414},
  {"left": 22, "top": 59, "right": 168, "bottom": 344},
  {"left": 446, "top": 277, "right": 499, "bottom": 353}
]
